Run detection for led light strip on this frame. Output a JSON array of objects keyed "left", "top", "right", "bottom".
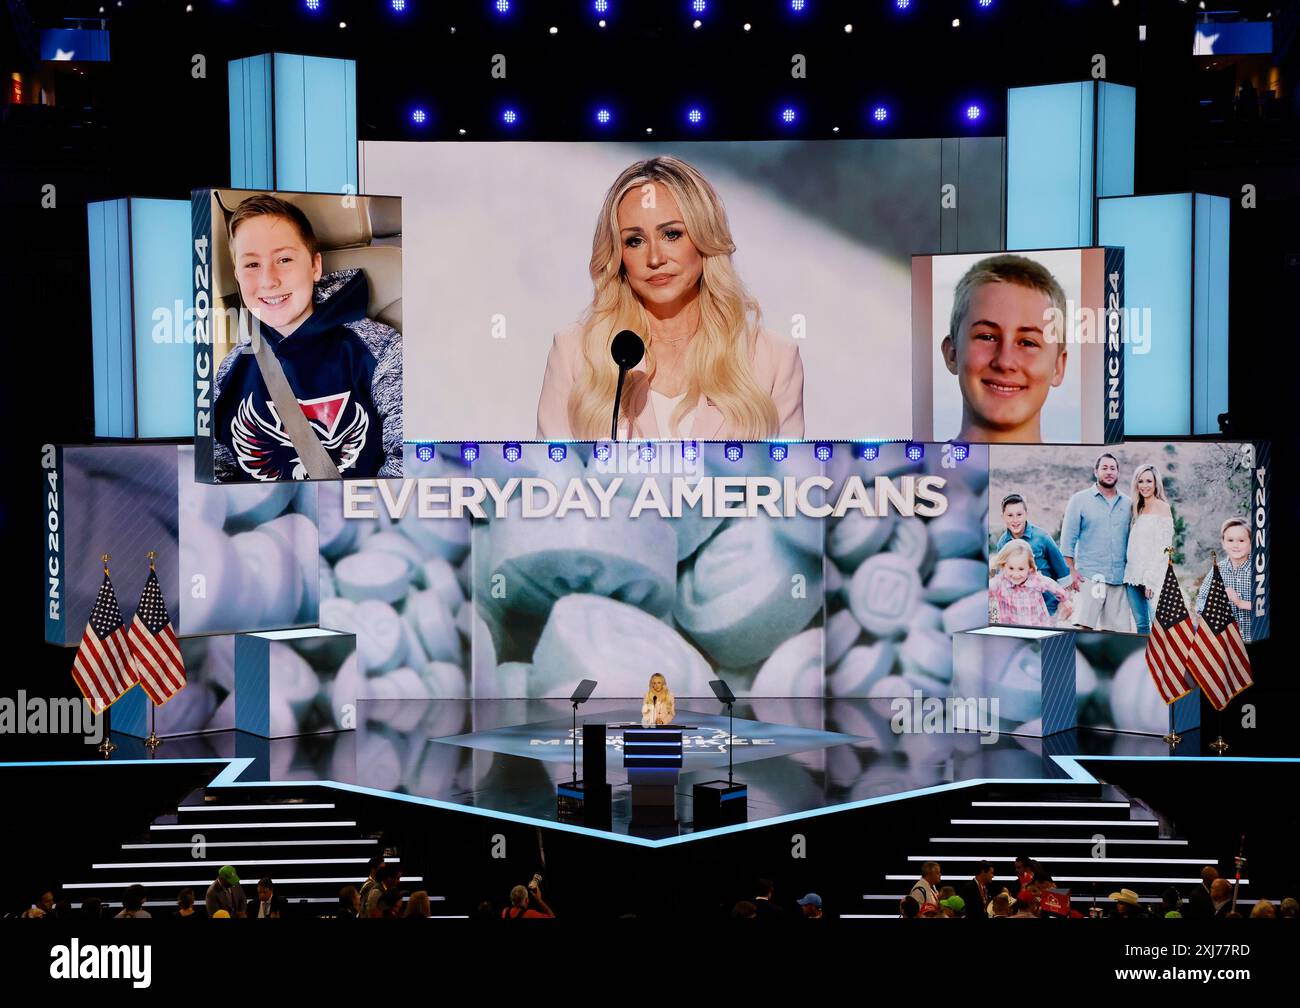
[
  {"left": 885, "top": 874, "right": 1250, "bottom": 885},
  {"left": 64, "top": 876, "right": 425, "bottom": 889},
  {"left": 92, "top": 857, "right": 400, "bottom": 870},
  {"left": 929, "top": 836, "right": 1188, "bottom": 845},
  {"left": 951, "top": 819, "right": 1157, "bottom": 826},
  {"left": 905, "top": 855, "right": 1213, "bottom": 864},
  {"left": 123, "top": 839, "right": 375, "bottom": 850},
  {"left": 149, "top": 821, "right": 357, "bottom": 830},
  {"left": 970, "top": 801, "right": 1130, "bottom": 808},
  {"left": 176, "top": 804, "right": 336, "bottom": 812}
]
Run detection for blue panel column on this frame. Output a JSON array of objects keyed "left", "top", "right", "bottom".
[
  {"left": 87, "top": 198, "right": 192, "bottom": 439},
  {"left": 1006, "top": 81, "right": 1135, "bottom": 250},
  {"left": 1098, "top": 193, "right": 1230, "bottom": 436},
  {"left": 229, "top": 52, "right": 357, "bottom": 194}
]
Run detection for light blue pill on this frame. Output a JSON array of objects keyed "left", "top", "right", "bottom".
[
  {"left": 927, "top": 507, "right": 984, "bottom": 560},
  {"left": 828, "top": 511, "right": 895, "bottom": 569},
  {"left": 923, "top": 558, "right": 989, "bottom": 605},
  {"left": 335, "top": 551, "right": 409, "bottom": 605},
  {"left": 846, "top": 553, "right": 923, "bottom": 639},
  {"left": 942, "top": 590, "right": 992, "bottom": 634},
  {"left": 675, "top": 519, "right": 822, "bottom": 668},
  {"left": 829, "top": 642, "right": 896, "bottom": 697},
  {"left": 317, "top": 483, "right": 359, "bottom": 561},
  {"left": 232, "top": 530, "right": 302, "bottom": 627},
  {"left": 886, "top": 517, "right": 937, "bottom": 580},
  {"left": 752, "top": 628, "right": 823, "bottom": 697},
  {"left": 402, "top": 589, "right": 462, "bottom": 664},
  {"left": 419, "top": 661, "right": 467, "bottom": 699},
  {"left": 825, "top": 608, "right": 863, "bottom": 667},
  {"left": 224, "top": 482, "right": 296, "bottom": 529},
  {"left": 421, "top": 556, "right": 465, "bottom": 610},
  {"left": 354, "top": 599, "right": 406, "bottom": 674},
  {"left": 899, "top": 628, "right": 953, "bottom": 686}
]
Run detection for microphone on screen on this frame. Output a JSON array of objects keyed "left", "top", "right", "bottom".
[{"left": 609, "top": 330, "right": 645, "bottom": 442}]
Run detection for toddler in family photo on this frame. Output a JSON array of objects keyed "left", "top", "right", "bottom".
[{"left": 988, "top": 539, "right": 1072, "bottom": 628}]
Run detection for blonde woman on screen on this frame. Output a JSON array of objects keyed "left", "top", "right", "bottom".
[
  {"left": 536, "top": 155, "right": 804, "bottom": 440},
  {"left": 641, "top": 673, "right": 675, "bottom": 727}
]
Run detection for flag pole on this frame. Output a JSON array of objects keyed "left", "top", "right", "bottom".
[
  {"left": 1206, "top": 550, "right": 1231, "bottom": 755},
  {"left": 96, "top": 553, "right": 118, "bottom": 760},
  {"left": 1160, "top": 548, "right": 1182, "bottom": 749},
  {"left": 143, "top": 551, "right": 163, "bottom": 756}
]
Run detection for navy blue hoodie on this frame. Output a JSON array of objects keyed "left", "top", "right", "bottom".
[{"left": 212, "top": 269, "right": 403, "bottom": 481}]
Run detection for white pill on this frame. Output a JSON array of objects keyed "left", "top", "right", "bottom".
[
  {"left": 361, "top": 529, "right": 427, "bottom": 579},
  {"left": 353, "top": 599, "right": 405, "bottom": 674},
  {"left": 942, "top": 590, "right": 992, "bottom": 634},
  {"left": 178, "top": 521, "right": 247, "bottom": 634},
  {"left": 293, "top": 479, "right": 318, "bottom": 520},
  {"left": 769, "top": 511, "right": 823, "bottom": 558},
  {"left": 828, "top": 511, "right": 895, "bottom": 569},
  {"left": 403, "top": 589, "right": 460, "bottom": 663},
  {"left": 267, "top": 692, "right": 298, "bottom": 738},
  {"left": 909, "top": 603, "right": 944, "bottom": 634},
  {"left": 202, "top": 634, "right": 237, "bottom": 694},
  {"left": 900, "top": 628, "right": 953, "bottom": 686},
  {"left": 209, "top": 691, "right": 236, "bottom": 732},
  {"left": 494, "top": 662, "right": 531, "bottom": 699},
  {"left": 421, "top": 556, "right": 465, "bottom": 610},
  {"left": 826, "top": 608, "right": 863, "bottom": 667},
  {"left": 259, "top": 512, "right": 319, "bottom": 621},
  {"left": 224, "top": 482, "right": 296, "bottom": 528},
  {"left": 532, "top": 594, "right": 714, "bottom": 698},
  {"left": 1075, "top": 647, "right": 1099, "bottom": 701},
  {"left": 397, "top": 511, "right": 470, "bottom": 563},
  {"left": 672, "top": 505, "right": 727, "bottom": 562},
  {"left": 231, "top": 530, "right": 303, "bottom": 627},
  {"left": 751, "top": 628, "right": 823, "bottom": 697},
  {"left": 356, "top": 732, "right": 403, "bottom": 792},
  {"left": 923, "top": 558, "right": 988, "bottom": 605},
  {"left": 397, "top": 617, "right": 427, "bottom": 670},
  {"left": 179, "top": 473, "right": 229, "bottom": 528},
  {"left": 1111, "top": 647, "right": 1170, "bottom": 734},
  {"left": 330, "top": 653, "right": 361, "bottom": 722},
  {"left": 675, "top": 519, "right": 822, "bottom": 668},
  {"left": 335, "top": 551, "right": 409, "bottom": 604},
  {"left": 420, "top": 661, "right": 467, "bottom": 699},
  {"left": 829, "top": 642, "right": 896, "bottom": 697},
  {"left": 317, "top": 483, "right": 358, "bottom": 561},
  {"left": 825, "top": 561, "right": 844, "bottom": 599},
  {"left": 471, "top": 610, "right": 496, "bottom": 697},
  {"left": 320, "top": 556, "right": 337, "bottom": 600},
  {"left": 886, "top": 517, "right": 937, "bottom": 579},
  {"left": 867, "top": 674, "right": 912, "bottom": 698},
  {"left": 156, "top": 680, "right": 218, "bottom": 735},
  {"left": 265, "top": 641, "right": 323, "bottom": 711},
  {"left": 927, "top": 506, "right": 984, "bottom": 559},
  {"left": 846, "top": 553, "right": 923, "bottom": 639}
]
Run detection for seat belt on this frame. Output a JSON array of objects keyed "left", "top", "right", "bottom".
[{"left": 248, "top": 322, "right": 341, "bottom": 480}]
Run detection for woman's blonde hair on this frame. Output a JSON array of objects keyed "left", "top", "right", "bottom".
[
  {"left": 643, "top": 673, "right": 674, "bottom": 704},
  {"left": 991, "top": 538, "right": 1036, "bottom": 574},
  {"left": 566, "top": 156, "right": 778, "bottom": 439},
  {"left": 1130, "top": 463, "right": 1168, "bottom": 525}
]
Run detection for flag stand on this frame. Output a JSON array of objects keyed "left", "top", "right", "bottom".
[
  {"left": 1162, "top": 704, "right": 1181, "bottom": 750},
  {"left": 144, "top": 703, "right": 162, "bottom": 755},
  {"left": 1210, "top": 711, "right": 1229, "bottom": 754}
]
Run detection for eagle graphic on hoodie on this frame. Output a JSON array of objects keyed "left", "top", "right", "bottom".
[{"left": 212, "top": 269, "right": 403, "bottom": 482}]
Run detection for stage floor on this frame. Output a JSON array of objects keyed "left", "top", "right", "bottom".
[{"left": 108, "top": 699, "right": 1185, "bottom": 838}]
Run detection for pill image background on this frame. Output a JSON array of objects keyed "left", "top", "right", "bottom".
[{"left": 58, "top": 444, "right": 182, "bottom": 646}]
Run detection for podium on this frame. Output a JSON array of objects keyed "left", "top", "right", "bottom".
[{"left": 620, "top": 725, "right": 687, "bottom": 826}]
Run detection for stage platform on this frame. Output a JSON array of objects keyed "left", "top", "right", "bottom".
[{"left": 98, "top": 699, "right": 1184, "bottom": 840}]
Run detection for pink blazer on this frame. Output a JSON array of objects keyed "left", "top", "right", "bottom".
[{"left": 535, "top": 323, "right": 805, "bottom": 440}]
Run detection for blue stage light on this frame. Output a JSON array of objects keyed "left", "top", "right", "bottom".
[
  {"left": 595, "top": 107, "right": 611, "bottom": 125},
  {"left": 503, "top": 443, "right": 522, "bottom": 463},
  {"left": 411, "top": 107, "right": 427, "bottom": 125},
  {"left": 495, "top": 0, "right": 511, "bottom": 13},
  {"left": 304, "top": 0, "right": 320, "bottom": 9},
  {"left": 951, "top": 442, "right": 970, "bottom": 462},
  {"left": 977, "top": 0, "right": 993, "bottom": 7},
  {"left": 780, "top": 107, "right": 798, "bottom": 125},
  {"left": 639, "top": 443, "right": 657, "bottom": 462},
  {"left": 501, "top": 108, "right": 518, "bottom": 126},
  {"left": 415, "top": 443, "right": 435, "bottom": 463},
  {"left": 548, "top": 443, "right": 568, "bottom": 462},
  {"left": 691, "top": 0, "right": 707, "bottom": 12},
  {"left": 769, "top": 443, "right": 788, "bottom": 462},
  {"left": 724, "top": 442, "right": 744, "bottom": 462},
  {"left": 871, "top": 105, "right": 890, "bottom": 124},
  {"left": 895, "top": 0, "right": 911, "bottom": 9},
  {"left": 593, "top": 0, "right": 609, "bottom": 12},
  {"left": 686, "top": 107, "right": 703, "bottom": 125},
  {"left": 858, "top": 443, "right": 879, "bottom": 461},
  {"left": 965, "top": 103, "right": 983, "bottom": 122},
  {"left": 593, "top": 442, "right": 612, "bottom": 462},
  {"left": 814, "top": 442, "right": 833, "bottom": 462},
  {"left": 460, "top": 443, "right": 480, "bottom": 464},
  {"left": 790, "top": 0, "right": 806, "bottom": 11},
  {"left": 682, "top": 441, "right": 699, "bottom": 462},
  {"left": 391, "top": 0, "right": 407, "bottom": 11},
  {"left": 906, "top": 442, "right": 925, "bottom": 462}
]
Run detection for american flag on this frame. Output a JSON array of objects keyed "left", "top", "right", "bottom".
[
  {"left": 127, "top": 568, "right": 186, "bottom": 706},
  {"left": 71, "top": 572, "right": 138, "bottom": 713},
  {"left": 1144, "top": 561, "right": 1195, "bottom": 704},
  {"left": 1187, "top": 559, "right": 1253, "bottom": 711}
]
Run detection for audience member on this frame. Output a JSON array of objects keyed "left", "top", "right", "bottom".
[
  {"left": 1250, "top": 899, "right": 1276, "bottom": 919},
  {"left": 365, "top": 866, "right": 402, "bottom": 918},
  {"left": 754, "top": 878, "right": 784, "bottom": 920},
  {"left": 115, "top": 884, "right": 151, "bottom": 919},
  {"left": 1109, "top": 888, "right": 1147, "bottom": 918},
  {"left": 502, "top": 879, "right": 555, "bottom": 920},
  {"left": 731, "top": 901, "right": 757, "bottom": 919},
  {"left": 206, "top": 865, "right": 246, "bottom": 919},
  {"left": 909, "top": 862, "right": 941, "bottom": 908},
  {"left": 404, "top": 891, "right": 432, "bottom": 918},
  {"left": 1161, "top": 887, "right": 1182, "bottom": 919},
  {"left": 958, "top": 862, "right": 995, "bottom": 920},
  {"left": 1188, "top": 866, "right": 1218, "bottom": 919},
  {"left": 174, "top": 887, "right": 201, "bottom": 919},
  {"left": 990, "top": 893, "right": 1013, "bottom": 918},
  {"left": 1210, "top": 879, "right": 1233, "bottom": 919},
  {"left": 337, "top": 885, "right": 360, "bottom": 919},
  {"left": 899, "top": 895, "right": 919, "bottom": 919},
  {"left": 249, "top": 877, "right": 286, "bottom": 919},
  {"left": 796, "top": 893, "right": 824, "bottom": 919}
]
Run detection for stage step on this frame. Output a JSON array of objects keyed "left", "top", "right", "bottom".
[{"left": 61, "top": 784, "right": 442, "bottom": 918}]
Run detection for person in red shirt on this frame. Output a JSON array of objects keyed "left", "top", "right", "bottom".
[{"left": 501, "top": 877, "right": 555, "bottom": 920}]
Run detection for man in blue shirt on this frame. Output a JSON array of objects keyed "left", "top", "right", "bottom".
[
  {"left": 1059, "top": 453, "right": 1135, "bottom": 632},
  {"left": 994, "top": 493, "right": 1072, "bottom": 618}
]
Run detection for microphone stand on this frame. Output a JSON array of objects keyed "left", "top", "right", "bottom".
[
  {"left": 571, "top": 699, "right": 579, "bottom": 786},
  {"left": 726, "top": 700, "right": 735, "bottom": 785},
  {"left": 611, "top": 366, "right": 628, "bottom": 441}
]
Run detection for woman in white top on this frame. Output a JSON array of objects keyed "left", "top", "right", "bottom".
[
  {"left": 641, "top": 673, "right": 675, "bottom": 727},
  {"left": 1122, "top": 463, "right": 1174, "bottom": 634}
]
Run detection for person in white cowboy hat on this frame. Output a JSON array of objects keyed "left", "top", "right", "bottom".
[{"left": 1109, "top": 888, "right": 1148, "bottom": 918}]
